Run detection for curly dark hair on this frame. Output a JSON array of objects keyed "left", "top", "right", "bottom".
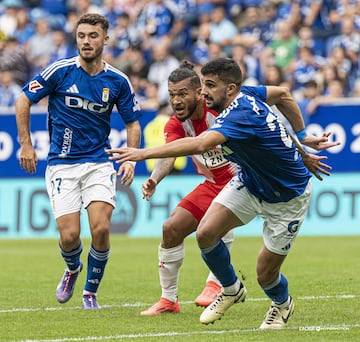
[
  {"left": 76, "top": 13, "right": 109, "bottom": 33},
  {"left": 168, "top": 60, "right": 201, "bottom": 89}
]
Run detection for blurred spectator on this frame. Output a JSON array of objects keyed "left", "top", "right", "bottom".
[
  {"left": 291, "top": 0, "right": 340, "bottom": 40},
  {"left": 69, "top": 0, "right": 103, "bottom": 17},
  {"left": 262, "top": 63, "right": 285, "bottom": 86},
  {"left": 147, "top": 38, "right": 180, "bottom": 105},
  {"left": 190, "top": 21, "right": 210, "bottom": 65},
  {"left": 231, "top": 43, "right": 260, "bottom": 81},
  {"left": 0, "top": 70, "right": 22, "bottom": 107},
  {"left": 141, "top": 80, "right": 162, "bottom": 111},
  {"left": 102, "top": 0, "right": 124, "bottom": 28},
  {"left": 0, "top": 36, "right": 31, "bottom": 86},
  {"left": 291, "top": 46, "right": 321, "bottom": 99},
  {"left": 306, "top": 78, "right": 345, "bottom": 114},
  {"left": 233, "top": 5, "right": 265, "bottom": 57},
  {"left": 296, "top": 79, "right": 321, "bottom": 125},
  {"left": 13, "top": 7, "right": 35, "bottom": 45},
  {"left": 0, "top": 0, "right": 23, "bottom": 37},
  {"left": 24, "top": 17, "right": 53, "bottom": 76},
  {"left": 261, "top": 19, "right": 299, "bottom": 81},
  {"left": 105, "top": 12, "right": 141, "bottom": 63},
  {"left": 327, "top": 45, "right": 352, "bottom": 94},
  {"left": 296, "top": 24, "right": 326, "bottom": 58},
  {"left": 327, "top": 15, "right": 360, "bottom": 64},
  {"left": 208, "top": 5, "right": 238, "bottom": 55},
  {"left": 195, "top": 0, "right": 227, "bottom": 24},
  {"left": 136, "top": 0, "right": 175, "bottom": 52},
  {"left": 48, "top": 29, "right": 76, "bottom": 63}
]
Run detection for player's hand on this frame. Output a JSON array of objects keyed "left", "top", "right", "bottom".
[
  {"left": 19, "top": 143, "right": 38, "bottom": 174},
  {"left": 302, "top": 132, "right": 340, "bottom": 151},
  {"left": 301, "top": 153, "right": 332, "bottom": 181},
  {"left": 142, "top": 178, "right": 157, "bottom": 200},
  {"left": 106, "top": 147, "right": 145, "bottom": 163},
  {"left": 117, "top": 161, "right": 135, "bottom": 186}
]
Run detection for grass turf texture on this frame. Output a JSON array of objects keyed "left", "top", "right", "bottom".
[{"left": 0, "top": 236, "right": 359, "bottom": 341}]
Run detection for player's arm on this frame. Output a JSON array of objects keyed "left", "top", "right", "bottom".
[
  {"left": 142, "top": 157, "right": 176, "bottom": 200},
  {"left": 15, "top": 92, "right": 38, "bottom": 174},
  {"left": 107, "top": 130, "right": 225, "bottom": 163},
  {"left": 265, "top": 86, "right": 340, "bottom": 151},
  {"left": 117, "top": 120, "right": 141, "bottom": 185}
]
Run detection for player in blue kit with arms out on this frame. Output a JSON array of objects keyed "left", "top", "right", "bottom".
[
  {"left": 107, "top": 58, "right": 339, "bottom": 327},
  {"left": 15, "top": 13, "right": 141, "bottom": 310}
]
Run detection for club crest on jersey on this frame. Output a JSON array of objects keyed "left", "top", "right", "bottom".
[
  {"left": 29, "top": 80, "right": 43, "bottom": 93},
  {"left": 102, "top": 88, "right": 109, "bottom": 102}
]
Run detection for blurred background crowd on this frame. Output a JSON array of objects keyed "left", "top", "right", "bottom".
[{"left": 1, "top": 0, "right": 360, "bottom": 123}]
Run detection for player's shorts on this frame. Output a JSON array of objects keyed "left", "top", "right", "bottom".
[
  {"left": 45, "top": 162, "right": 116, "bottom": 219},
  {"left": 213, "top": 177, "right": 312, "bottom": 255},
  {"left": 178, "top": 180, "right": 228, "bottom": 222}
]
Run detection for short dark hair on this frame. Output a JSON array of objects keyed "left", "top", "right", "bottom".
[
  {"left": 201, "top": 58, "right": 242, "bottom": 87},
  {"left": 168, "top": 60, "right": 201, "bottom": 88},
  {"left": 76, "top": 13, "right": 109, "bottom": 33}
]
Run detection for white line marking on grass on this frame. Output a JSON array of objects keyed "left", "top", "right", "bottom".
[
  {"left": 15, "top": 323, "right": 360, "bottom": 342},
  {"left": 0, "top": 294, "right": 358, "bottom": 314}
]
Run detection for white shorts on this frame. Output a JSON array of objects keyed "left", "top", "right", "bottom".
[
  {"left": 45, "top": 162, "right": 117, "bottom": 219},
  {"left": 213, "top": 177, "right": 312, "bottom": 255}
]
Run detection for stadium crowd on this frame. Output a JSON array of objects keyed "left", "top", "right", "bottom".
[{"left": 1, "top": 0, "right": 360, "bottom": 116}]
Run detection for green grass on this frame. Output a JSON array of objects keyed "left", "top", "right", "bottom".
[{"left": 0, "top": 236, "right": 359, "bottom": 341}]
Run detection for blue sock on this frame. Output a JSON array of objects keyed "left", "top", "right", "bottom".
[
  {"left": 201, "top": 240, "right": 237, "bottom": 287},
  {"left": 263, "top": 273, "right": 289, "bottom": 305},
  {"left": 84, "top": 245, "right": 110, "bottom": 294},
  {"left": 59, "top": 241, "right": 82, "bottom": 272}
]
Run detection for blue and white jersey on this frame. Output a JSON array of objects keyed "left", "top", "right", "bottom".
[
  {"left": 209, "top": 85, "right": 311, "bottom": 203},
  {"left": 23, "top": 56, "right": 141, "bottom": 166}
]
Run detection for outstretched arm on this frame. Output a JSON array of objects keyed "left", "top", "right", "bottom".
[{"left": 106, "top": 130, "right": 225, "bottom": 163}]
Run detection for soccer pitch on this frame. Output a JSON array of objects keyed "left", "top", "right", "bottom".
[{"left": 1, "top": 235, "right": 359, "bottom": 341}]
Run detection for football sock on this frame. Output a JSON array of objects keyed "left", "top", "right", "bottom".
[
  {"left": 206, "top": 230, "right": 234, "bottom": 285},
  {"left": 201, "top": 240, "right": 238, "bottom": 288},
  {"left": 59, "top": 241, "right": 82, "bottom": 272},
  {"left": 158, "top": 243, "right": 184, "bottom": 303},
  {"left": 84, "top": 244, "right": 110, "bottom": 294},
  {"left": 263, "top": 273, "right": 289, "bottom": 305}
]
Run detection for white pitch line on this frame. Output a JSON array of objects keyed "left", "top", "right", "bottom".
[
  {"left": 13, "top": 324, "right": 360, "bottom": 342},
  {"left": 0, "top": 294, "right": 358, "bottom": 314}
]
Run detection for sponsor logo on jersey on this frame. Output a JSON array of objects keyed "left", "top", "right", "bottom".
[
  {"left": 65, "top": 96, "right": 110, "bottom": 113},
  {"left": 102, "top": 88, "right": 109, "bottom": 102},
  {"left": 29, "top": 80, "right": 43, "bottom": 93}
]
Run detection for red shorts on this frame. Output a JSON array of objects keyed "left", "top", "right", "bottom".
[{"left": 178, "top": 180, "right": 228, "bottom": 222}]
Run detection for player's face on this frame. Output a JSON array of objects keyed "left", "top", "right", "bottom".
[
  {"left": 168, "top": 79, "right": 202, "bottom": 122},
  {"left": 76, "top": 23, "right": 109, "bottom": 62},
  {"left": 201, "top": 74, "right": 229, "bottom": 113}
]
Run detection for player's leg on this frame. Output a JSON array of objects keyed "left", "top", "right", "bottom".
[
  {"left": 196, "top": 179, "right": 259, "bottom": 324},
  {"left": 81, "top": 162, "right": 116, "bottom": 310},
  {"left": 195, "top": 229, "right": 235, "bottom": 307},
  {"left": 45, "top": 164, "right": 84, "bottom": 304},
  {"left": 258, "top": 181, "right": 311, "bottom": 329},
  {"left": 83, "top": 201, "right": 113, "bottom": 310},
  {"left": 140, "top": 206, "right": 198, "bottom": 316},
  {"left": 197, "top": 202, "right": 247, "bottom": 324}
]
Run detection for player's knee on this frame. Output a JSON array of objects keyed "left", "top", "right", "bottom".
[{"left": 162, "top": 219, "right": 187, "bottom": 246}]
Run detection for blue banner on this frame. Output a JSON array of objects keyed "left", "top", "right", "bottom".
[{"left": 307, "top": 102, "right": 360, "bottom": 171}]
